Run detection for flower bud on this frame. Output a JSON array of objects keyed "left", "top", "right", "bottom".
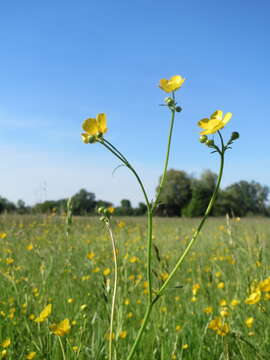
[
  {"left": 206, "top": 139, "right": 215, "bottom": 147},
  {"left": 97, "top": 207, "right": 105, "bottom": 214},
  {"left": 89, "top": 135, "right": 97, "bottom": 144},
  {"left": 99, "top": 216, "right": 106, "bottom": 222},
  {"left": 175, "top": 106, "right": 182, "bottom": 112},
  {"left": 199, "top": 135, "right": 208, "bottom": 143},
  {"left": 164, "top": 97, "right": 174, "bottom": 106},
  {"left": 230, "top": 132, "right": 240, "bottom": 140}
]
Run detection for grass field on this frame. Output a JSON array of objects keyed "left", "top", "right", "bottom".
[{"left": 0, "top": 214, "right": 270, "bottom": 359}]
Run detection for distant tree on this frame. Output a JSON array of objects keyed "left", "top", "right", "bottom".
[
  {"left": 216, "top": 181, "right": 269, "bottom": 216},
  {"left": 133, "top": 202, "right": 147, "bottom": 216},
  {"left": 0, "top": 196, "right": 16, "bottom": 213},
  {"left": 183, "top": 170, "right": 218, "bottom": 217},
  {"left": 156, "top": 169, "right": 192, "bottom": 216},
  {"left": 16, "top": 199, "right": 28, "bottom": 214},
  {"left": 72, "top": 189, "right": 96, "bottom": 215}
]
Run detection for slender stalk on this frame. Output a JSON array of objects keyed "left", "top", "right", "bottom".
[
  {"left": 105, "top": 221, "right": 118, "bottom": 360},
  {"left": 156, "top": 147, "right": 224, "bottom": 299},
  {"left": 153, "top": 94, "right": 176, "bottom": 212},
  {"left": 126, "top": 302, "right": 153, "bottom": 360},
  {"left": 58, "top": 336, "right": 66, "bottom": 360},
  {"left": 99, "top": 140, "right": 150, "bottom": 208}
]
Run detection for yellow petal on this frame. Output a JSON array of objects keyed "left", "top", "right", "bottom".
[
  {"left": 159, "top": 79, "right": 170, "bottom": 93},
  {"left": 35, "top": 304, "right": 52, "bottom": 322},
  {"left": 82, "top": 118, "right": 98, "bottom": 135},
  {"left": 222, "top": 112, "right": 232, "bottom": 126},
  {"left": 211, "top": 110, "right": 223, "bottom": 120},
  {"left": 198, "top": 118, "right": 210, "bottom": 129},
  {"left": 81, "top": 133, "right": 90, "bottom": 143},
  {"left": 97, "top": 113, "right": 107, "bottom": 134},
  {"left": 169, "top": 75, "right": 185, "bottom": 90}
]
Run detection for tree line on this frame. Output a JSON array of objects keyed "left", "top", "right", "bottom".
[{"left": 0, "top": 169, "right": 269, "bottom": 217}]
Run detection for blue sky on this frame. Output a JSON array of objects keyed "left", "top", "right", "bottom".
[{"left": 1, "top": 0, "right": 270, "bottom": 206}]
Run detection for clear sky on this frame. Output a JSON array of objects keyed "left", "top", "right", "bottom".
[{"left": 1, "top": 0, "right": 270, "bottom": 206}]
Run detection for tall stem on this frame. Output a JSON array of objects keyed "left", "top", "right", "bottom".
[
  {"left": 105, "top": 221, "right": 118, "bottom": 360},
  {"left": 156, "top": 150, "right": 224, "bottom": 299},
  {"left": 152, "top": 96, "right": 176, "bottom": 212}
]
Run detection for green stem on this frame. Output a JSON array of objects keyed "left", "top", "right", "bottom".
[
  {"left": 99, "top": 140, "right": 150, "bottom": 209},
  {"left": 146, "top": 209, "right": 153, "bottom": 304},
  {"left": 152, "top": 94, "right": 176, "bottom": 213},
  {"left": 126, "top": 302, "right": 153, "bottom": 360},
  {"left": 155, "top": 148, "right": 224, "bottom": 299},
  {"left": 105, "top": 221, "right": 118, "bottom": 360}
]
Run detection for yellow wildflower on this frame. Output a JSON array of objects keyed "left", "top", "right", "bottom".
[
  {"left": 182, "top": 344, "right": 189, "bottom": 350},
  {"left": 86, "top": 251, "right": 95, "bottom": 260},
  {"left": 25, "top": 352, "right": 36, "bottom": 359},
  {"left": 159, "top": 75, "right": 185, "bottom": 93},
  {"left": 119, "top": 330, "right": 127, "bottom": 339},
  {"left": 0, "top": 233, "right": 7, "bottom": 239},
  {"left": 245, "top": 317, "right": 254, "bottom": 328},
  {"left": 230, "top": 299, "right": 240, "bottom": 307},
  {"left": 198, "top": 110, "right": 232, "bottom": 135},
  {"left": 107, "top": 207, "right": 114, "bottom": 214},
  {"left": 259, "top": 277, "right": 270, "bottom": 292},
  {"left": 1, "top": 339, "right": 11, "bottom": 348},
  {"left": 81, "top": 113, "right": 107, "bottom": 143},
  {"left": 1, "top": 350, "right": 7, "bottom": 357},
  {"left": 50, "top": 319, "right": 71, "bottom": 336},
  {"left": 217, "top": 282, "right": 225, "bottom": 289},
  {"left": 26, "top": 244, "right": 33, "bottom": 251},
  {"left": 35, "top": 304, "right": 52, "bottom": 323},
  {"left": 175, "top": 325, "right": 181, "bottom": 332},
  {"left": 103, "top": 268, "right": 111, "bottom": 276},
  {"left": 203, "top": 306, "right": 213, "bottom": 314},
  {"left": 245, "top": 291, "right": 261, "bottom": 305}
]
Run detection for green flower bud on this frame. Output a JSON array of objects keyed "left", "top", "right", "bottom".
[
  {"left": 199, "top": 135, "right": 208, "bottom": 143},
  {"left": 97, "top": 207, "right": 105, "bottom": 214},
  {"left": 175, "top": 106, "right": 182, "bottom": 112},
  {"left": 164, "top": 97, "right": 174, "bottom": 106},
  {"left": 89, "top": 135, "right": 97, "bottom": 144},
  {"left": 99, "top": 216, "right": 106, "bottom": 222},
  {"left": 231, "top": 132, "right": 240, "bottom": 140},
  {"left": 206, "top": 139, "right": 215, "bottom": 147}
]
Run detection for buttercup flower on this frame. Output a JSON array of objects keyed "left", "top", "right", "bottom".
[
  {"left": 198, "top": 110, "right": 232, "bottom": 135},
  {"left": 35, "top": 304, "right": 52, "bottom": 323},
  {"left": 81, "top": 113, "right": 107, "bottom": 143},
  {"left": 50, "top": 318, "right": 71, "bottom": 336},
  {"left": 159, "top": 75, "right": 185, "bottom": 93}
]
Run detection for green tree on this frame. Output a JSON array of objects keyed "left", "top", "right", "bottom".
[
  {"left": 72, "top": 189, "right": 96, "bottom": 215},
  {"left": 156, "top": 169, "right": 192, "bottom": 216},
  {"left": 183, "top": 170, "right": 218, "bottom": 217}
]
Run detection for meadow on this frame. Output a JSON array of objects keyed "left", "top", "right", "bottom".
[{"left": 0, "top": 214, "right": 270, "bottom": 359}]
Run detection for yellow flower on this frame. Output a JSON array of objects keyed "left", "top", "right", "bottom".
[
  {"left": 0, "top": 233, "right": 7, "bottom": 239},
  {"left": 119, "top": 330, "right": 127, "bottom": 339},
  {"left": 86, "top": 251, "right": 95, "bottom": 260},
  {"left": 1, "top": 339, "right": 11, "bottom": 348},
  {"left": 159, "top": 75, "right": 185, "bottom": 93},
  {"left": 245, "top": 291, "right": 261, "bottom": 305},
  {"left": 245, "top": 317, "right": 254, "bottom": 328},
  {"left": 182, "top": 344, "right": 189, "bottom": 350},
  {"left": 50, "top": 318, "right": 71, "bottom": 336},
  {"left": 198, "top": 110, "right": 232, "bottom": 135},
  {"left": 230, "top": 299, "right": 240, "bottom": 307},
  {"left": 203, "top": 306, "right": 213, "bottom": 314},
  {"left": 107, "top": 207, "right": 114, "bottom": 214},
  {"left": 103, "top": 268, "right": 111, "bottom": 276},
  {"left": 35, "top": 304, "right": 52, "bottom": 323},
  {"left": 81, "top": 113, "right": 107, "bottom": 143},
  {"left": 25, "top": 352, "right": 36, "bottom": 359},
  {"left": 259, "top": 277, "right": 270, "bottom": 292},
  {"left": 26, "top": 244, "right": 33, "bottom": 251}
]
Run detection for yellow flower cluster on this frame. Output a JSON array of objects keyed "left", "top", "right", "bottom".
[{"left": 208, "top": 317, "right": 230, "bottom": 336}]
